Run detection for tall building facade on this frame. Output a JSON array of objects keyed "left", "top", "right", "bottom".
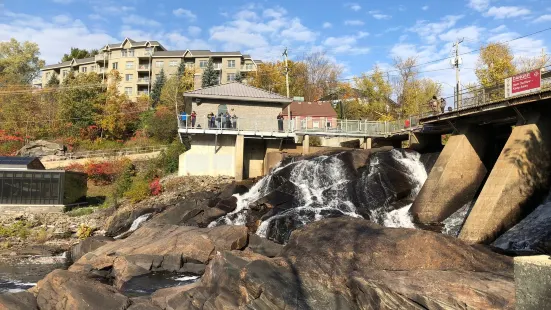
[{"left": 40, "top": 38, "right": 263, "bottom": 100}]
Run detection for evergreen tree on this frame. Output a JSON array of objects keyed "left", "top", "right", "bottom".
[
  {"left": 201, "top": 59, "right": 219, "bottom": 88},
  {"left": 234, "top": 71, "right": 243, "bottom": 83},
  {"left": 150, "top": 69, "right": 166, "bottom": 106},
  {"left": 46, "top": 73, "right": 59, "bottom": 87},
  {"left": 176, "top": 60, "right": 186, "bottom": 78}
]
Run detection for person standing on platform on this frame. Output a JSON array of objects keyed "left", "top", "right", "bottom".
[{"left": 191, "top": 111, "right": 197, "bottom": 128}]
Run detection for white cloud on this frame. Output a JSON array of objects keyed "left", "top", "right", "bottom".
[
  {"left": 235, "top": 10, "right": 258, "bottom": 20},
  {"left": 369, "top": 10, "right": 391, "bottom": 20},
  {"left": 263, "top": 7, "right": 287, "bottom": 19},
  {"left": 484, "top": 6, "right": 530, "bottom": 19},
  {"left": 344, "top": 20, "right": 365, "bottom": 26},
  {"left": 398, "top": 5, "right": 406, "bottom": 11},
  {"left": 53, "top": 15, "right": 72, "bottom": 24},
  {"left": 490, "top": 25, "right": 507, "bottom": 33},
  {"left": 52, "top": 0, "right": 74, "bottom": 3},
  {"left": 357, "top": 31, "right": 369, "bottom": 38},
  {"left": 322, "top": 32, "right": 370, "bottom": 55},
  {"left": 409, "top": 15, "right": 463, "bottom": 43},
  {"left": 94, "top": 5, "right": 135, "bottom": 15},
  {"left": 422, "top": 6, "right": 429, "bottom": 11},
  {"left": 534, "top": 14, "right": 551, "bottom": 23},
  {"left": 345, "top": 3, "right": 362, "bottom": 11},
  {"left": 467, "top": 0, "right": 490, "bottom": 12},
  {"left": 122, "top": 14, "right": 161, "bottom": 28},
  {"left": 439, "top": 26, "right": 484, "bottom": 43},
  {"left": 0, "top": 10, "right": 116, "bottom": 64},
  {"left": 188, "top": 26, "right": 201, "bottom": 37},
  {"left": 281, "top": 18, "right": 317, "bottom": 42},
  {"left": 322, "top": 22, "right": 332, "bottom": 29},
  {"left": 487, "top": 32, "right": 547, "bottom": 58},
  {"left": 172, "top": 8, "right": 197, "bottom": 21},
  {"left": 88, "top": 14, "right": 106, "bottom": 21}
]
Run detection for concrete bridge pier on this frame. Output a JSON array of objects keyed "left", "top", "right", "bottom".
[
  {"left": 409, "top": 132, "right": 443, "bottom": 153},
  {"left": 411, "top": 125, "right": 489, "bottom": 225},
  {"left": 459, "top": 111, "right": 551, "bottom": 244}
]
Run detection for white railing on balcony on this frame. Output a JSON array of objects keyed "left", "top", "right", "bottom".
[
  {"left": 241, "top": 65, "right": 254, "bottom": 71},
  {"left": 213, "top": 63, "right": 222, "bottom": 70},
  {"left": 137, "top": 77, "right": 150, "bottom": 83},
  {"left": 137, "top": 90, "right": 149, "bottom": 96},
  {"left": 138, "top": 64, "right": 150, "bottom": 70}
]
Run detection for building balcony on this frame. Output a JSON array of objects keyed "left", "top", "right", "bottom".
[
  {"left": 137, "top": 90, "right": 149, "bottom": 96},
  {"left": 137, "top": 50, "right": 154, "bottom": 58},
  {"left": 95, "top": 53, "right": 109, "bottom": 63},
  {"left": 241, "top": 65, "right": 254, "bottom": 71},
  {"left": 213, "top": 63, "right": 222, "bottom": 70},
  {"left": 137, "top": 64, "right": 150, "bottom": 71},
  {"left": 137, "top": 77, "right": 150, "bottom": 84}
]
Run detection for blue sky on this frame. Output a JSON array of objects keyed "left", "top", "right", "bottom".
[{"left": 1, "top": 0, "right": 551, "bottom": 96}]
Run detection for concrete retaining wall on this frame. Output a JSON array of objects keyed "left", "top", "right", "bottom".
[{"left": 179, "top": 135, "right": 237, "bottom": 177}]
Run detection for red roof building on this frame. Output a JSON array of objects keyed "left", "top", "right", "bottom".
[{"left": 282, "top": 101, "right": 338, "bottom": 130}]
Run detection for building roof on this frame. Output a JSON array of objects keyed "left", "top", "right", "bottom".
[
  {"left": 284, "top": 101, "right": 338, "bottom": 118},
  {"left": 184, "top": 82, "right": 292, "bottom": 103},
  {"left": 74, "top": 57, "right": 96, "bottom": 65},
  {"left": 153, "top": 50, "right": 186, "bottom": 57},
  {"left": 0, "top": 157, "right": 45, "bottom": 170},
  {"left": 43, "top": 60, "right": 73, "bottom": 70}
]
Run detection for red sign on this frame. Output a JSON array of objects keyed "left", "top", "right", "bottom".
[{"left": 505, "top": 69, "right": 541, "bottom": 98}]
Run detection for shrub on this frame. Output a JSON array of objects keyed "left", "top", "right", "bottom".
[
  {"left": 112, "top": 160, "right": 136, "bottom": 199},
  {"left": 66, "top": 163, "right": 85, "bottom": 173},
  {"left": 149, "top": 178, "right": 162, "bottom": 196},
  {"left": 76, "top": 224, "right": 93, "bottom": 239},
  {"left": 144, "top": 106, "right": 178, "bottom": 144},
  {"left": 0, "top": 130, "right": 24, "bottom": 156},
  {"left": 66, "top": 206, "right": 95, "bottom": 217},
  {"left": 32, "top": 228, "right": 51, "bottom": 243},
  {"left": 79, "top": 158, "right": 133, "bottom": 185},
  {"left": 0, "top": 220, "right": 32, "bottom": 239},
  {"left": 309, "top": 136, "right": 322, "bottom": 147},
  {"left": 157, "top": 141, "right": 187, "bottom": 175},
  {"left": 124, "top": 177, "right": 151, "bottom": 203}
]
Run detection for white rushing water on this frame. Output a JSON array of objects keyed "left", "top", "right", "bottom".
[
  {"left": 212, "top": 150, "right": 430, "bottom": 239},
  {"left": 442, "top": 203, "right": 471, "bottom": 237},
  {"left": 114, "top": 213, "right": 152, "bottom": 239}
]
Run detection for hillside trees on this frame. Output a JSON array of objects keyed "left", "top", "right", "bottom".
[
  {"left": 61, "top": 48, "right": 99, "bottom": 62},
  {"left": 0, "top": 38, "right": 45, "bottom": 84},
  {"left": 201, "top": 59, "right": 219, "bottom": 88},
  {"left": 475, "top": 43, "right": 516, "bottom": 87},
  {"left": 150, "top": 69, "right": 166, "bottom": 106}
]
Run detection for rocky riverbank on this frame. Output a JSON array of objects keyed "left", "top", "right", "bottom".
[{"left": 0, "top": 148, "right": 518, "bottom": 309}]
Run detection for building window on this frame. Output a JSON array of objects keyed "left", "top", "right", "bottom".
[
  {"left": 62, "top": 71, "right": 68, "bottom": 78},
  {"left": 121, "top": 49, "right": 134, "bottom": 57},
  {"left": 127, "top": 49, "right": 134, "bottom": 57},
  {"left": 185, "top": 62, "right": 194, "bottom": 68},
  {"left": 227, "top": 73, "right": 236, "bottom": 82},
  {"left": 125, "top": 87, "right": 132, "bottom": 96},
  {"left": 199, "top": 60, "right": 208, "bottom": 68},
  {"left": 155, "top": 61, "right": 164, "bottom": 68},
  {"left": 81, "top": 67, "right": 87, "bottom": 73},
  {"left": 126, "top": 61, "right": 134, "bottom": 69},
  {"left": 125, "top": 74, "right": 133, "bottom": 81},
  {"left": 245, "top": 63, "right": 253, "bottom": 70},
  {"left": 113, "top": 62, "right": 118, "bottom": 70},
  {"left": 45, "top": 72, "right": 50, "bottom": 78},
  {"left": 227, "top": 60, "right": 236, "bottom": 68},
  {"left": 91, "top": 65, "right": 96, "bottom": 72},
  {"left": 169, "top": 60, "right": 178, "bottom": 67}
]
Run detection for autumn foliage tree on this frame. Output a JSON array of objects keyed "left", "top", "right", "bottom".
[
  {"left": 475, "top": 43, "right": 516, "bottom": 87},
  {"left": 0, "top": 38, "right": 45, "bottom": 84}
]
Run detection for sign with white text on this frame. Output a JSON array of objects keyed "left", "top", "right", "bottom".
[{"left": 505, "top": 69, "right": 541, "bottom": 98}]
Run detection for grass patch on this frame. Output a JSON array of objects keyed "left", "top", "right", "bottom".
[
  {"left": 0, "top": 220, "right": 32, "bottom": 239},
  {"left": 66, "top": 206, "right": 96, "bottom": 217}
]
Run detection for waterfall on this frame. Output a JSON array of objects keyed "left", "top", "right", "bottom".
[
  {"left": 114, "top": 213, "right": 152, "bottom": 239},
  {"left": 211, "top": 149, "right": 430, "bottom": 243},
  {"left": 442, "top": 203, "right": 471, "bottom": 237}
]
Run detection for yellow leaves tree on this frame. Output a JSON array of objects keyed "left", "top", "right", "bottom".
[
  {"left": 475, "top": 43, "right": 516, "bottom": 87},
  {"left": 97, "top": 71, "right": 135, "bottom": 139},
  {"left": 160, "top": 66, "right": 195, "bottom": 114},
  {"left": 354, "top": 66, "right": 394, "bottom": 120},
  {"left": 247, "top": 60, "right": 306, "bottom": 98},
  {"left": 0, "top": 38, "right": 45, "bottom": 84}
]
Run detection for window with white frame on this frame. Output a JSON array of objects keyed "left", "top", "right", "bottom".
[
  {"left": 127, "top": 49, "right": 134, "bottom": 57},
  {"left": 62, "top": 71, "right": 68, "bottom": 78},
  {"left": 81, "top": 67, "right": 87, "bottom": 73},
  {"left": 91, "top": 65, "right": 96, "bottom": 72},
  {"left": 155, "top": 61, "right": 164, "bottom": 68},
  {"left": 227, "top": 60, "right": 236, "bottom": 68},
  {"left": 227, "top": 73, "right": 236, "bottom": 82},
  {"left": 126, "top": 61, "right": 134, "bottom": 69},
  {"left": 245, "top": 63, "right": 253, "bottom": 70},
  {"left": 125, "top": 87, "right": 132, "bottom": 95},
  {"left": 199, "top": 60, "right": 208, "bottom": 68},
  {"left": 125, "top": 74, "right": 133, "bottom": 82},
  {"left": 112, "top": 62, "right": 118, "bottom": 70},
  {"left": 169, "top": 60, "right": 178, "bottom": 67}
]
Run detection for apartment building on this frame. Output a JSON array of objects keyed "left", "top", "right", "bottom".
[{"left": 40, "top": 38, "right": 263, "bottom": 100}]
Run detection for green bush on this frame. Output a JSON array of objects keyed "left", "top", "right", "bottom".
[
  {"left": 124, "top": 177, "right": 151, "bottom": 203},
  {"left": 112, "top": 160, "right": 136, "bottom": 199},
  {"left": 66, "top": 206, "right": 95, "bottom": 217},
  {"left": 143, "top": 106, "right": 178, "bottom": 144},
  {"left": 0, "top": 220, "right": 32, "bottom": 239}
]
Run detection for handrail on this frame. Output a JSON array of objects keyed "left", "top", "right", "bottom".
[{"left": 40, "top": 145, "right": 169, "bottom": 162}]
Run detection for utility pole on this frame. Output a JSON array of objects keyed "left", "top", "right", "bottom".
[
  {"left": 453, "top": 38, "right": 464, "bottom": 109},
  {"left": 283, "top": 47, "right": 291, "bottom": 131}
]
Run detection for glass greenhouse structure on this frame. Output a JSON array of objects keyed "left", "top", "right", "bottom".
[{"left": 0, "top": 157, "right": 87, "bottom": 206}]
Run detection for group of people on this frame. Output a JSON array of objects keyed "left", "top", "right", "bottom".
[
  {"left": 180, "top": 111, "right": 197, "bottom": 128},
  {"left": 429, "top": 96, "right": 448, "bottom": 114},
  {"left": 207, "top": 111, "right": 238, "bottom": 129}
]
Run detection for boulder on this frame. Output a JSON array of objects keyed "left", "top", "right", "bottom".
[
  {"left": 70, "top": 223, "right": 248, "bottom": 289},
  {"left": 16, "top": 140, "right": 65, "bottom": 157},
  {"left": 165, "top": 218, "right": 514, "bottom": 309},
  {"left": 69, "top": 235, "right": 114, "bottom": 262},
  {"left": 246, "top": 234, "right": 283, "bottom": 257},
  {"left": 0, "top": 291, "right": 38, "bottom": 310},
  {"left": 33, "top": 269, "right": 130, "bottom": 310},
  {"left": 105, "top": 207, "right": 159, "bottom": 237},
  {"left": 128, "top": 298, "right": 163, "bottom": 310}
]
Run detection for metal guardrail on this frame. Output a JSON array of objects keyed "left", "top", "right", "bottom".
[{"left": 40, "top": 145, "right": 168, "bottom": 162}]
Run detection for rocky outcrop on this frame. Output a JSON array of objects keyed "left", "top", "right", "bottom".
[
  {"left": 31, "top": 269, "right": 131, "bottom": 310},
  {"left": 69, "top": 235, "right": 114, "bottom": 262},
  {"left": 159, "top": 218, "right": 514, "bottom": 309},
  {"left": 0, "top": 291, "right": 38, "bottom": 310},
  {"left": 246, "top": 234, "right": 283, "bottom": 257},
  {"left": 70, "top": 223, "right": 248, "bottom": 289},
  {"left": 16, "top": 140, "right": 65, "bottom": 158}
]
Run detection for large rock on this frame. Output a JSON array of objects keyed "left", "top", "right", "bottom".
[
  {"left": 70, "top": 223, "right": 248, "bottom": 289},
  {"left": 16, "top": 140, "right": 65, "bottom": 157},
  {"left": 0, "top": 291, "right": 38, "bottom": 310},
  {"left": 69, "top": 235, "right": 114, "bottom": 262},
  {"left": 32, "top": 269, "right": 130, "bottom": 310},
  {"left": 162, "top": 218, "right": 514, "bottom": 309}
]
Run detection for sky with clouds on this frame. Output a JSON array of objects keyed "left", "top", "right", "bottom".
[{"left": 1, "top": 0, "right": 551, "bottom": 96}]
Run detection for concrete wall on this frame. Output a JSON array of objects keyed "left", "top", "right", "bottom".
[
  {"left": 411, "top": 127, "right": 488, "bottom": 224},
  {"left": 178, "top": 135, "right": 236, "bottom": 177},
  {"left": 515, "top": 255, "right": 551, "bottom": 310},
  {"left": 460, "top": 113, "right": 551, "bottom": 244},
  {"left": 244, "top": 139, "right": 266, "bottom": 179}
]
